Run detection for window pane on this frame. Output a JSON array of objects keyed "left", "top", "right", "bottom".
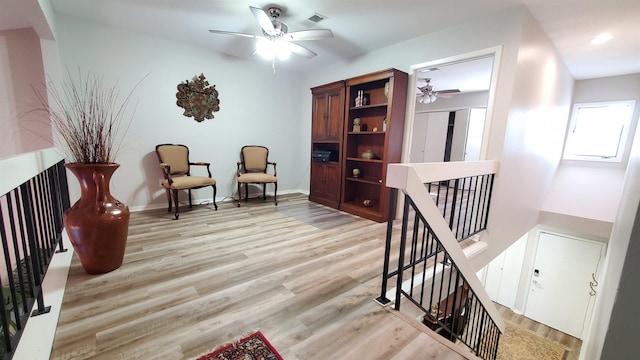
[
  {"left": 570, "top": 106, "right": 623, "bottom": 157},
  {"left": 563, "top": 100, "right": 636, "bottom": 162}
]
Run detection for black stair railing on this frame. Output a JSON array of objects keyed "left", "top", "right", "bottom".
[
  {"left": 0, "top": 150, "right": 69, "bottom": 360},
  {"left": 426, "top": 174, "right": 495, "bottom": 241},
  {"left": 377, "top": 161, "right": 503, "bottom": 360}
]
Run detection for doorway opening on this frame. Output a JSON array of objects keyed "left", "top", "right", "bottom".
[{"left": 403, "top": 47, "right": 501, "bottom": 164}]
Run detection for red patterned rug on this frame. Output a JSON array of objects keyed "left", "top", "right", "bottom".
[{"left": 196, "top": 331, "right": 283, "bottom": 360}]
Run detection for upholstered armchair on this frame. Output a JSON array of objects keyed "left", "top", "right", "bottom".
[
  {"left": 236, "top": 145, "right": 278, "bottom": 205},
  {"left": 155, "top": 144, "right": 217, "bottom": 219}
]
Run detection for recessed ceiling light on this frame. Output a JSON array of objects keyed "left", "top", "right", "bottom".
[{"left": 591, "top": 33, "right": 613, "bottom": 45}]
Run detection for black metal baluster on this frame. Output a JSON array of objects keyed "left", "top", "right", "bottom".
[
  {"left": 394, "top": 194, "right": 411, "bottom": 311},
  {"left": 6, "top": 192, "right": 29, "bottom": 321},
  {"left": 376, "top": 188, "right": 396, "bottom": 305},
  {"left": 19, "top": 183, "right": 50, "bottom": 317}
]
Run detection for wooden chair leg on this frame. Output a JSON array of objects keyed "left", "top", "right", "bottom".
[
  {"left": 245, "top": 183, "right": 248, "bottom": 202},
  {"left": 165, "top": 188, "right": 172, "bottom": 212},
  {"left": 212, "top": 185, "right": 218, "bottom": 210},
  {"left": 188, "top": 189, "right": 193, "bottom": 208},
  {"left": 172, "top": 189, "right": 180, "bottom": 219},
  {"left": 274, "top": 182, "right": 278, "bottom": 205},
  {"left": 262, "top": 183, "right": 266, "bottom": 200}
]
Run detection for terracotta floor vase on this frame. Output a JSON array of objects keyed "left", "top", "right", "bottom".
[{"left": 64, "top": 163, "right": 129, "bottom": 274}]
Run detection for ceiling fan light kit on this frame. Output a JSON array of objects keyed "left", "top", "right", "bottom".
[
  {"left": 256, "top": 37, "right": 291, "bottom": 60},
  {"left": 416, "top": 78, "right": 460, "bottom": 104},
  {"left": 417, "top": 78, "right": 438, "bottom": 103},
  {"left": 208, "top": 5, "right": 333, "bottom": 71},
  {"left": 418, "top": 93, "right": 438, "bottom": 104}
]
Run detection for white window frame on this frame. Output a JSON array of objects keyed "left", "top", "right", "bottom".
[{"left": 562, "top": 100, "right": 637, "bottom": 163}]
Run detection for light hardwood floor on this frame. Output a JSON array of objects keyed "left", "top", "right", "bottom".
[
  {"left": 50, "top": 194, "right": 578, "bottom": 359},
  {"left": 50, "top": 194, "right": 475, "bottom": 360}
]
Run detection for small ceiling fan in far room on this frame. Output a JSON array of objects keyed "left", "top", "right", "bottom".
[
  {"left": 208, "top": 5, "right": 333, "bottom": 67},
  {"left": 417, "top": 78, "right": 460, "bottom": 103}
]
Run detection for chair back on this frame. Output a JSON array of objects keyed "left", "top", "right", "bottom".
[
  {"left": 241, "top": 146, "right": 269, "bottom": 173},
  {"left": 156, "top": 144, "right": 190, "bottom": 175}
]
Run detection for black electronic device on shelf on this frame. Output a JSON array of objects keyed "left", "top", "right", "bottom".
[{"left": 312, "top": 150, "right": 339, "bottom": 162}]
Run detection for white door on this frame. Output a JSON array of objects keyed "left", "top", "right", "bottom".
[
  {"left": 484, "top": 234, "right": 527, "bottom": 308},
  {"left": 409, "top": 112, "right": 429, "bottom": 163},
  {"left": 450, "top": 109, "right": 470, "bottom": 162},
  {"left": 423, "top": 111, "right": 449, "bottom": 162},
  {"left": 464, "top": 108, "right": 486, "bottom": 161},
  {"left": 524, "top": 232, "right": 605, "bottom": 339}
]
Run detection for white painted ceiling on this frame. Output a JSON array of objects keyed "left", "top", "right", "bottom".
[{"left": 1, "top": 0, "right": 639, "bottom": 83}]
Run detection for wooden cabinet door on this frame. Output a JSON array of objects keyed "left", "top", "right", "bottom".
[
  {"left": 310, "top": 162, "right": 326, "bottom": 198},
  {"left": 309, "top": 162, "right": 341, "bottom": 208},
  {"left": 323, "top": 162, "right": 341, "bottom": 203},
  {"left": 311, "top": 84, "right": 344, "bottom": 142},
  {"left": 312, "top": 92, "right": 329, "bottom": 141},
  {"left": 325, "top": 89, "right": 344, "bottom": 141}
]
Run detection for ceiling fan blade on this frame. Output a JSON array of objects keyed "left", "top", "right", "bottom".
[
  {"left": 208, "top": 29, "right": 260, "bottom": 39},
  {"left": 286, "top": 29, "right": 333, "bottom": 41},
  {"left": 437, "top": 89, "right": 461, "bottom": 94},
  {"left": 288, "top": 42, "right": 317, "bottom": 59},
  {"left": 250, "top": 6, "right": 276, "bottom": 35}
]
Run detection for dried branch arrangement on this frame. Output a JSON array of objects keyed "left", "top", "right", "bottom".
[{"left": 34, "top": 70, "right": 142, "bottom": 163}]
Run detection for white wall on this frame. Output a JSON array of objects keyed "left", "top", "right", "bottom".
[
  {"left": 52, "top": 15, "right": 303, "bottom": 209},
  {"left": 0, "top": 28, "right": 52, "bottom": 159},
  {"left": 542, "top": 166, "right": 625, "bottom": 223},
  {"left": 579, "top": 73, "right": 640, "bottom": 359},
  {"left": 542, "top": 74, "right": 640, "bottom": 225},
  {"left": 470, "top": 9, "right": 575, "bottom": 268}
]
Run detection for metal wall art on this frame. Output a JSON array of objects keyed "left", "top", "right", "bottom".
[{"left": 176, "top": 73, "right": 220, "bottom": 122}]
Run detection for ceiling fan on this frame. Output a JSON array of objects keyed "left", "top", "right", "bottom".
[
  {"left": 417, "top": 78, "right": 460, "bottom": 103},
  {"left": 208, "top": 5, "right": 333, "bottom": 60}
]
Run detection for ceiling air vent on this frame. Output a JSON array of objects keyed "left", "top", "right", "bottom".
[{"left": 308, "top": 13, "right": 328, "bottom": 23}]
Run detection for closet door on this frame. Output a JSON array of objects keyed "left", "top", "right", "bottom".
[{"left": 484, "top": 235, "right": 527, "bottom": 308}]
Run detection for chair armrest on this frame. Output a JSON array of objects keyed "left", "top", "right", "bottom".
[
  {"left": 269, "top": 161, "right": 277, "bottom": 177},
  {"left": 237, "top": 161, "right": 243, "bottom": 176},
  {"left": 190, "top": 161, "right": 210, "bottom": 166},
  {"left": 158, "top": 163, "right": 173, "bottom": 185},
  {"left": 189, "top": 161, "right": 213, "bottom": 178}
]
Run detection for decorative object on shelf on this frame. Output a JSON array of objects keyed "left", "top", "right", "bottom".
[
  {"left": 354, "top": 90, "right": 370, "bottom": 107},
  {"left": 372, "top": 127, "right": 378, "bottom": 132},
  {"left": 361, "top": 149, "right": 376, "bottom": 159},
  {"left": 176, "top": 73, "right": 220, "bottom": 122},
  {"left": 352, "top": 168, "right": 361, "bottom": 178},
  {"left": 353, "top": 117, "right": 361, "bottom": 132},
  {"left": 383, "top": 116, "right": 387, "bottom": 131},
  {"left": 384, "top": 81, "right": 390, "bottom": 98},
  {"left": 363, "top": 199, "right": 372, "bottom": 207},
  {"left": 32, "top": 70, "right": 140, "bottom": 274}
]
